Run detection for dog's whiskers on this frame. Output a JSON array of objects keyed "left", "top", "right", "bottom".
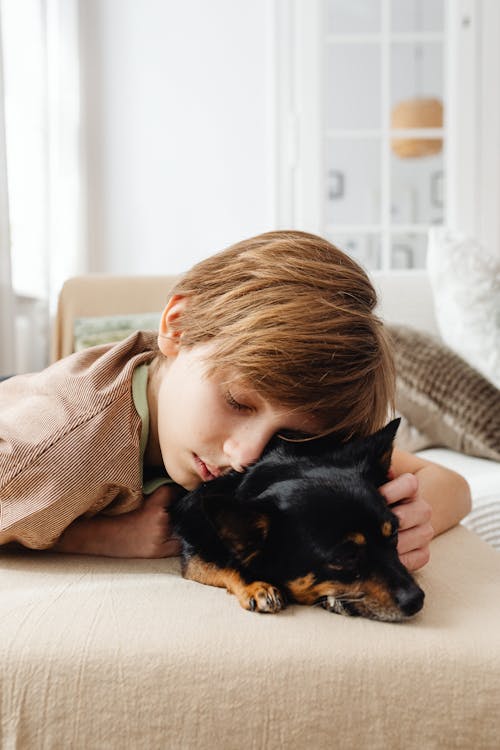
[
  {"left": 337, "top": 593, "right": 365, "bottom": 603},
  {"left": 315, "top": 593, "right": 365, "bottom": 604},
  {"left": 314, "top": 592, "right": 366, "bottom": 614}
]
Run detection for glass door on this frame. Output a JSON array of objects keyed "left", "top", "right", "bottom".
[{"left": 323, "top": 0, "right": 446, "bottom": 269}]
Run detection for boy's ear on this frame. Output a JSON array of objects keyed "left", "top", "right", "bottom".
[{"left": 158, "top": 295, "right": 188, "bottom": 356}]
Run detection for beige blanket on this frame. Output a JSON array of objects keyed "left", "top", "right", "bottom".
[{"left": 1, "top": 525, "right": 499, "bottom": 749}]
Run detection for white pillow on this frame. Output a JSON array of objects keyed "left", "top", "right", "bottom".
[{"left": 427, "top": 228, "right": 500, "bottom": 389}]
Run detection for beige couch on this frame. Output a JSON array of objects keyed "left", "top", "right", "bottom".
[{"left": 1, "top": 272, "right": 499, "bottom": 750}]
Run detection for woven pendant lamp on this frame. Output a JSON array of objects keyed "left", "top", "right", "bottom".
[{"left": 391, "top": 97, "right": 443, "bottom": 158}]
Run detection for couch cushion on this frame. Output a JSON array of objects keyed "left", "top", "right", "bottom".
[
  {"left": 389, "top": 324, "right": 500, "bottom": 461},
  {"left": 427, "top": 228, "right": 500, "bottom": 389},
  {"left": 73, "top": 312, "right": 161, "bottom": 351}
]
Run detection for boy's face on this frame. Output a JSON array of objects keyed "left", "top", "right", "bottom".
[{"left": 149, "top": 342, "right": 324, "bottom": 491}]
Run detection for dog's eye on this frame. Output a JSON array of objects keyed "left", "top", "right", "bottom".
[{"left": 328, "top": 544, "right": 361, "bottom": 571}]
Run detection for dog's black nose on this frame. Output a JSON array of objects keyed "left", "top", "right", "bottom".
[{"left": 394, "top": 585, "right": 425, "bottom": 616}]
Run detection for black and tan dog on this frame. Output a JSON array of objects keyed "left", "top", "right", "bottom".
[{"left": 170, "top": 418, "right": 424, "bottom": 622}]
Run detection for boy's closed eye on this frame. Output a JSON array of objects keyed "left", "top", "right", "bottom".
[
  {"left": 224, "top": 389, "right": 252, "bottom": 413},
  {"left": 222, "top": 384, "right": 322, "bottom": 443}
]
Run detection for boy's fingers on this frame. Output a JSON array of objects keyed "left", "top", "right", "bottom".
[
  {"left": 379, "top": 473, "right": 419, "bottom": 505},
  {"left": 392, "top": 497, "right": 432, "bottom": 530},
  {"left": 399, "top": 546, "right": 431, "bottom": 572},
  {"left": 397, "top": 522, "right": 434, "bottom": 554}
]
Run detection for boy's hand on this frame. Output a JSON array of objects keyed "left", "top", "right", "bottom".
[
  {"left": 130, "top": 485, "right": 183, "bottom": 558},
  {"left": 53, "top": 484, "right": 182, "bottom": 558},
  {"left": 378, "top": 473, "right": 434, "bottom": 572}
]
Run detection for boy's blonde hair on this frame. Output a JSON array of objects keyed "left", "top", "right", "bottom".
[{"left": 169, "top": 230, "right": 395, "bottom": 441}]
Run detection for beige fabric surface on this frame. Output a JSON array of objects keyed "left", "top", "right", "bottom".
[
  {"left": 1, "top": 525, "right": 499, "bottom": 750},
  {"left": 51, "top": 274, "right": 179, "bottom": 361}
]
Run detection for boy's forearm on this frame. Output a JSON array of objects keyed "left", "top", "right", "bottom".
[
  {"left": 51, "top": 486, "right": 182, "bottom": 559},
  {"left": 52, "top": 515, "right": 127, "bottom": 557},
  {"left": 415, "top": 463, "right": 472, "bottom": 536},
  {"left": 391, "top": 447, "right": 472, "bottom": 537}
]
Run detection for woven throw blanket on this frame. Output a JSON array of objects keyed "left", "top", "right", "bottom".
[{"left": 388, "top": 324, "right": 500, "bottom": 461}]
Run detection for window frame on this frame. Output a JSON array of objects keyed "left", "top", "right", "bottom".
[{"left": 272, "top": 0, "right": 492, "bottom": 267}]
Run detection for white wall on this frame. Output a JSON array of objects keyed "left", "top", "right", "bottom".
[
  {"left": 80, "top": 0, "right": 275, "bottom": 275},
  {"left": 79, "top": 0, "right": 500, "bottom": 278}
]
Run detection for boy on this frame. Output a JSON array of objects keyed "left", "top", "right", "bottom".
[{"left": 0, "top": 231, "right": 471, "bottom": 570}]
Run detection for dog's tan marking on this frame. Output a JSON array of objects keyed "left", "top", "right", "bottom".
[
  {"left": 349, "top": 577, "right": 405, "bottom": 620},
  {"left": 215, "top": 512, "right": 269, "bottom": 565},
  {"left": 255, "top": 514, "right": 270, "bottom": 535},
  {"left": 380, "top": 447, "right": 392, "bottom": 475},
  {"left": 382, "top": 521, "right": 392, "bottom": 537},
  {"left": 361, "top": 579, "right": 394, "bottom": 607},
  {"left": 346, "top": 532, "right": 366, "bottom": 545},
  {"left": 183, "top": 556, "right": 284, "bottom": 613},
  {"left": 239, "top": 514, "right": 270, "bottom": 565},
  {"left": 286, "top": 573, "right": 317, "bottom": 604},
  {"left": 287, "top": 574, "right": 405, "bottom": 619},
  {"left": 184, "top": 562, "right": 406, "bottom": 620},
  {"left": 287, "top": 575, "right": 349, "bottom": 605},
  {"left": 241, "top": 550, "right": 259, "bottom": 565},
  {"left": 183, "top": 555, "right": 240, "bottom": 589}
]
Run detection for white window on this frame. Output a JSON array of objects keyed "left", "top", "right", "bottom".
[
  {"left": 1, "top": 0, "right": 48, "bottom": 300},
  {"left": 274, "top": 0, "right": 491, "bottom": 267},
  {"left": 1, "top": 0, "right": 82, "bottom": 372}
]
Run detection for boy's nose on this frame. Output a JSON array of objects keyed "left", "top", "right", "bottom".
[{"left": 223, "top": 428, "right": 274, "bottom": 472}]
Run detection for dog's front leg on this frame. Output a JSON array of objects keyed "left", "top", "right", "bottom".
[{"left": 182, "top": 555, "right": 285, "bottom": 613}]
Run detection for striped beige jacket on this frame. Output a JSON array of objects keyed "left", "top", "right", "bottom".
[{"left": 0, "top": 331, "right": 158, "bottom": 549}]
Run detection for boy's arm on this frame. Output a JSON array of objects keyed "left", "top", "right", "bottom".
[
  {"left": 379, "top": 448, "right": 472, "bottom": 572},
  {"left": 52, "top": 486, "right": 182, "bottom": 558},
  {"left": 391, "top": 448, "right": 472, "bottom": 534}
]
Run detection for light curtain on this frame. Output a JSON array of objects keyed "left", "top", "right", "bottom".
[
  {"left": 0, "top": 13, "right": 15, "bottom": 377},
  {"left": 0, "top": 0, "right": 82, "bottom": 375}
]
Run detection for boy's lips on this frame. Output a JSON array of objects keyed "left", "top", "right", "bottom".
[{"left": 193, "top": 454, "right": 220, "bottom": 482}]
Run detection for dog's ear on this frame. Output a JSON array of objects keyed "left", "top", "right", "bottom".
[
  {"left": 360, "top": 417, "right": 401, "bottom": 486},
  {"left": 204, "top": 499, "right": 270, "bottom": 566}
]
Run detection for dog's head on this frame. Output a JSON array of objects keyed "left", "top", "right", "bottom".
[{"left": 178, "top": 418, "right": 424, "bottom": 622}]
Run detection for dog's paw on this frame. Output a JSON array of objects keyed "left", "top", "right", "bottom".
[{"left": 238, "top": 582, "right": 285, "bottom": 613}]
